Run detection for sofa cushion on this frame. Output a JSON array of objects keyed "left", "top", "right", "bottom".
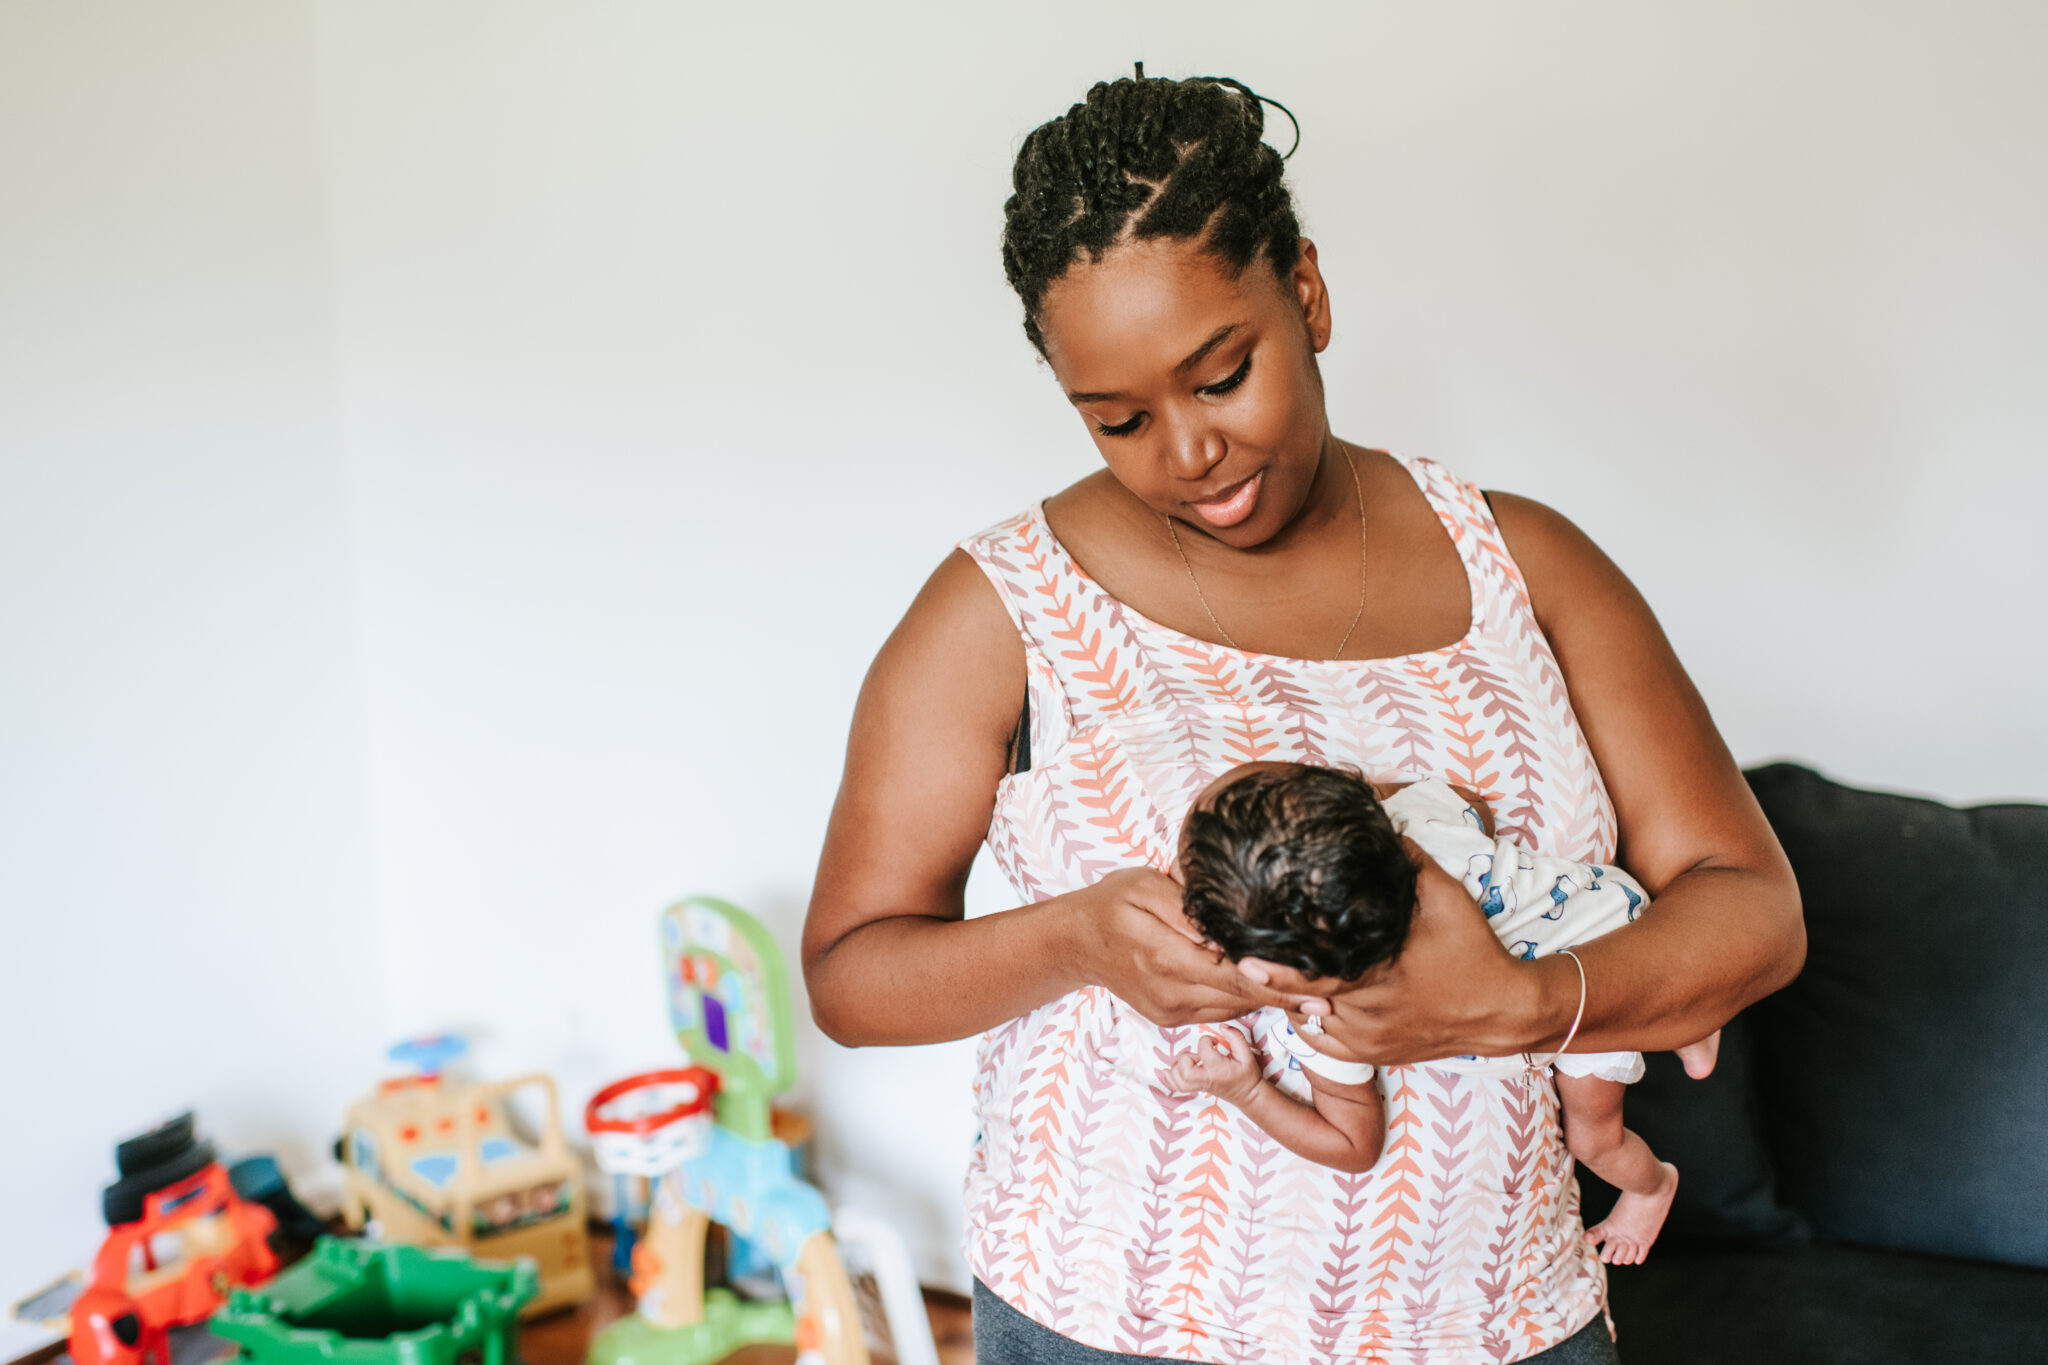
[
  {"left": 1577, "top": 1010, "right": 1810, "bottom": 1246},
  {"left": 1604, "top": 1243, "right": 2048, "bottom": 1364},
  {"left": 1744, "top": 763, "right": 2048, "bottom": 1267}
]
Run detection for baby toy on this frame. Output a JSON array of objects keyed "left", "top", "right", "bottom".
[
  {"left": 212, "top": 1238, "right": 534, "bottom": 1365},
  {"left": 337, "top": 1034, "right": 593, "bottom": 1315},
  {"left": 68, "top": 1113, "right": 279, "bottom": 1365},
  {"left": 583, "top": 896, "right": 937, "bottom": 1365}
]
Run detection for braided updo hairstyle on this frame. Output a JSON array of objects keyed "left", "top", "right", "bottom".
[{"left": 1001, "top": 74, "right": 1302, "bottom": 354}]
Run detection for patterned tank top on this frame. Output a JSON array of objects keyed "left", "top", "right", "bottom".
[{"left": 957, "top": 455, "right": 1617, "bottom": 1364}]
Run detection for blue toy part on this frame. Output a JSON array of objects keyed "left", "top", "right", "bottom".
[
  {"left": 675, "top": 1127, "right": 832, "bottom": 1272},
  {"left": 408, "top": 1137, "right": 523, "bottom": 1190},
  {"left": 388, "top": 1033, "right": 469, "bottom": 1078},
  {"left": 723, "top": 1226, "right": 779, "bottom": 1287},
  {"left": 609, "top": 1173, "right": 641, "bottom": 1275}
]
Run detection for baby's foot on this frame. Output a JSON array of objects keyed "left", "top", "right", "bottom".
[
  {"left": 1676, "top": 1031, "right": 1721, "bottom": 1080},
  {"left": 1584, "top": 1162, "right": 1678, "bottom": 1265}
]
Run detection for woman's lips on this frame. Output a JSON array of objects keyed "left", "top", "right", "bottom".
[{"left": 1189, "top": 470, "right": 1263, "bottom": 528}]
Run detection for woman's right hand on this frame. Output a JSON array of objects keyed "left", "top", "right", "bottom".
[{"left": 1066, "top": 867, "right": 1295, "bottom": 1027}]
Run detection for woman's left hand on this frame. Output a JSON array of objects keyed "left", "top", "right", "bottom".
[{"left": 1239, "top": 857, "right": 1560, "bottom": 1064}]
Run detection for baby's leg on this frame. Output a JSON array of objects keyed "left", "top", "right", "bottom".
[
  {"left": 1675, "top": 1029, "right": 1721, "bottom": 1080},
  {"left": 1557, "top": 1073, "right": 1679, "bottom": 1266}
]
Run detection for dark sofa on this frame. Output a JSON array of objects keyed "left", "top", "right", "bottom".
[{"left": 1579, "top": 763, "right": 2048, "bottom": 1363}]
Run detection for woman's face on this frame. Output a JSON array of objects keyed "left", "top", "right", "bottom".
[{"left": 1034, "top": 236, "right": 1335, "bottom": 549}]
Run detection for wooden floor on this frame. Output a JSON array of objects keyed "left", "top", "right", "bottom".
[{"left": 521, "top": 1231, "right": 974, "bottom": 1365}]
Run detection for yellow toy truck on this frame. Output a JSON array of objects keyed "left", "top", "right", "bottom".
[{"left": 338, "top": 1035, "right": 593, "bottom": 1316}]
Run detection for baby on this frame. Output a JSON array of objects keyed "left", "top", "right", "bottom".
[{"left": 1164, "top": 761, "right": 1716, "bottom": 1265}]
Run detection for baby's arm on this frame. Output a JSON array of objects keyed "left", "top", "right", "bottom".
[
  {"left": 1166, "top": 1029, "right": 1387, "bottom": 1173},
  {"left": 1372, "top": 778, "right": 1495, "bottom": 836}
]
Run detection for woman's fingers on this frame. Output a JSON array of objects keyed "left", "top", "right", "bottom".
[
  {"left": 1318, "top": 862, "right": 1540, "bottom": 1062},
  {"left": 1233, "top": 867, "right": 1542, "bottom": 1062},
  {"left": 1084, "top": 869, "right": 1266, "bottom": 1023},
  {"left": 1080, "top": 867, "right": 1337, "bottom": 1025},
  {"left": 1124, "top": 869, "right": 1209, "bottom": 944},
  {"left": 1236, "top": 958, "right": 1338, "bottom": 1015}
]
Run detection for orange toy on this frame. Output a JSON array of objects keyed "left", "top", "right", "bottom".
[{"left": 70, "top": 1163, "right": 278, "bottom": 1365}]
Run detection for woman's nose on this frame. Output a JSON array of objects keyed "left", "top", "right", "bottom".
[{"left": 1163, "top": 418, "right": 1226, "bottom": 481}]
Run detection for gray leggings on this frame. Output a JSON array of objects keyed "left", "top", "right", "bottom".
[{"left": 972, "top": 1279, "right": 1620, "bottom": 1364}]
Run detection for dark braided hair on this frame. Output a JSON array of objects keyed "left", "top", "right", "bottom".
[
  {"left": 1180, "top": 765, "right": 1417, "bottom": 982},
  {"left": 1001, "top": 74, "right": 1303, "bottom": 354}
]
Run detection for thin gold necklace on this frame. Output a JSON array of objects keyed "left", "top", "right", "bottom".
[{"left": 1164, "top": 446, "right": 1368, "bottom": 659}]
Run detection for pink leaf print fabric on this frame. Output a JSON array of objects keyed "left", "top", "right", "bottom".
[{"left": 959, "top": 456, "right": 1615, "bottom": 1363}]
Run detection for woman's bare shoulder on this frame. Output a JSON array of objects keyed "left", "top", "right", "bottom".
[
  {"left": 881, "top": 548, "right": 1025, "bottom": 702},
  {"left": 1480, "top": 489, "right": 1631, "bottom": 624},
  {"left": 1042, "top": 469, "right": 1141, "bottom": 544}
]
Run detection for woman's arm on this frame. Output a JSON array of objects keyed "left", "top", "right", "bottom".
[
  {"left": 803, "top": 550, "right": 1295, "bottom": 1046},
  {"left": 1497, "top": 491, "right": 1804, "bottom": 1053},
  {"left": 1250, "top": 494, "right": 1804, "bottom": 1061}
]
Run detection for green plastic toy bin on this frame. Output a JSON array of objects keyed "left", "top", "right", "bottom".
[{"left": 213, "top": 1239, "right": 537, "bottom": 1365}]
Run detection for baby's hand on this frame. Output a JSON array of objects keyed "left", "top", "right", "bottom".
[{"left": 1165, "top": 1027, "right": 1264, "bottom": 1107}]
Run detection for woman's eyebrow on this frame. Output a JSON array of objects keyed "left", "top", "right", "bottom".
[
  {"left": 1173, "top": 323, "right": 1244, "bottom": 376},
  {"left": 1064, "top": 323, "right": 1249, "bottom": 405}
]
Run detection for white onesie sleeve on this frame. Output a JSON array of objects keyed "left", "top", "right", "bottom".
[{"left": 1254, "top": 1007, "right": 1377, "bottom": 1086}]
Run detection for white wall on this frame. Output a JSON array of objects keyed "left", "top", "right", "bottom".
[
  {"left": 3, "top": 0, "right": 2044, "bottom": 1335},
  {"left": 312, "top": 0, "right": 2048, "bottom": 1293},
  {"left": 0, "top": 3, "right": 382, "bottom": 1355}
]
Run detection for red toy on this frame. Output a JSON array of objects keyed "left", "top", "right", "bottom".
[{"left": 69, "top": 1162, "right": 279, "bottom": 1365}]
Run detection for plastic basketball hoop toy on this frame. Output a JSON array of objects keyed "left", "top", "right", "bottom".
[
  {"left": 581, "top": 898, "right": 938, "bottom": 1365},
  {"left": 585, "top": 1067, "right": 719, "bottom": 1178}
]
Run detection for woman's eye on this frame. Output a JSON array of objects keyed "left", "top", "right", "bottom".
[
  {"left": 1094, "top": 414, "right": 1143, "bottom": 438},
  {"left": 1199, "top": 354, "right": 1252, "bottom": 397}
]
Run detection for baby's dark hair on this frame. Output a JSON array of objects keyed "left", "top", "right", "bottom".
[
  {"left": 1180, "top": 765, "right": 1417, "bottom": 982},
  {"left": 1000, "top": 73, "right": 1303, "bottom": 354}
]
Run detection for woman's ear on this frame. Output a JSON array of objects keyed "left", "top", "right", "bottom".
[{"left": 1292, "top": 238, "right": 1333, "bottom": 353}]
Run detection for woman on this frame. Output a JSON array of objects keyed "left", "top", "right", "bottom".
[{"left": 802, "top": 74, "right": 1802, "bottom": 1364}]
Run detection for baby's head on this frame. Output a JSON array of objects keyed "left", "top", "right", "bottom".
[{"left": 1178, "top": 762, "right": 1416, "bottom": 982}]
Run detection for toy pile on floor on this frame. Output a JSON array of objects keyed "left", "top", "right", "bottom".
[
  {"left": 9, "top": 898, "right": 938, "bottom": 1365},
  {"left": 336, "top": 1033, "right": 594, "bottom": 1316}
]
